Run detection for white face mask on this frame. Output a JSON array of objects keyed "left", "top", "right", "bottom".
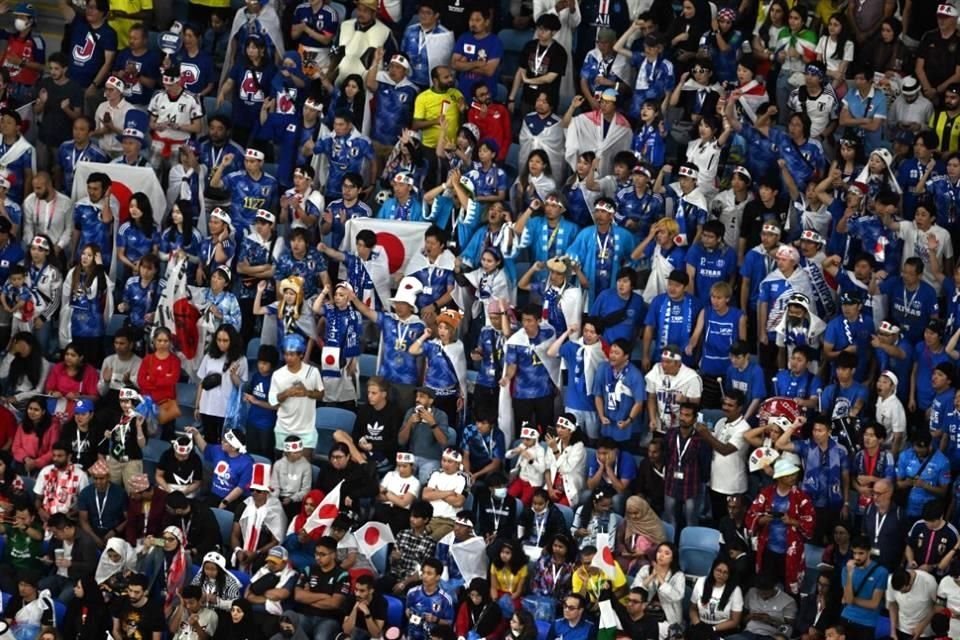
[
  {"left": 14, "top": 18, "right": 28, "bottom": 32},
  {"left": 493, "top": 487, "right": 507, "bottom": 499}
]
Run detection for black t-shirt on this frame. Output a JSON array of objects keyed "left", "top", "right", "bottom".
[
  {"left": 918, "top": 29, "right": 960, "bottom": 90},
  {"left": 352, "top": 403, "right": 403, "bottom": 464},
  {"left": 38, "top": 77, "right": 84, "bottom": 146},
  {"left": 352, "top": 593, "right": 388, "bottom": 631},
  {"left": 115, "top": 599, "right": 164, "bottom": 640},
  {"left": 741, "top": 197, "right": 789, "bottom": 249},
  {"left": 99, "top": 415, "right": 144, "bottom": 461},
  {"left": 60, "top": 421, "right": 101, "bottom": 470},
  {"left": 157, "top": 449, "right": 203, "bottom": 489},
  {"left": 296, "top": 564, "right": 352, "bottom": 619},
  {"left": 519, "top": 40, "right": 567, "bottom": 105}
]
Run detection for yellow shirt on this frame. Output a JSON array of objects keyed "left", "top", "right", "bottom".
[
  {"left": 491, "top": 564, "right": 528, "bottom": 596},
  {"left": 109, "top": 0, "right": 154, "bottom": 49},
  {"left": 413, "top": 87, "right": 463, "bottom": 149},
  {"left": 571, "top": 564, "right": 628, "bottom": 605}
]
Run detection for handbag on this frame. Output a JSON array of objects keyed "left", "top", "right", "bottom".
[
  {"left": 157, "top": 399, "right": 181, "bottom": 424},
  {"left": 201, "top": 373, "right": 222, "bottom": 390}
]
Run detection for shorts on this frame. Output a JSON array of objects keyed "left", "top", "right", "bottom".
[{"left": 275, "top": 428, "right": 317, "bottom": 451}]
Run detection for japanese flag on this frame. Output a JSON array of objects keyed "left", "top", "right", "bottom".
[
  {"left": 591, "top": 533, "right": 617, "bottom": 579},
  {"left": 321, "top": 345, "right": 342, "bottom": 373},
  {"left": 303, "top": 480, "right": 343, "bottom": 536},
  {"left": 355, "top": 522, "right": 395, "bottom": 558}
]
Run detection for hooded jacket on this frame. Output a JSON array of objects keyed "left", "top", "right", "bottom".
[{"left": 268, "top": 611, "right": 309, "bottom": 640}]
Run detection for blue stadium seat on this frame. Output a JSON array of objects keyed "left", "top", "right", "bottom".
[
  {"left": 316, "top": 406, "right": 357, "bottom": 431},
  {"left": 536, "top": 620, "right": 551, "bottom": 640},
  {"left": 358, "top": 353, "right": 378, "bottom": 380},
  {"left": 251, "top": 454, "right": 272, "bottom": 466},
  {"left": 311, "top": 464, "right": 322, "bottom": 486},
  {"left": 177, "top": 383, "right": 197, "bottom": 408},
  {"left": 679, "top": 527, "right": 721, "bottom": 580},
  {"left": 211, "top": 507, "right": 234, "bottom": 548},
  {"left": 662, "top": 521, "right": 676, "bottom": 544},
  {"left": 232, "top": 569, "right": 252, "bottom": 589},
  {"left": 106, "top": 313, "right": 127, "bottom": 337},
  {"left": 143, "top": 438, "right": 171, "bottom": 463},
  {"left": 506, "top": 143, "right": 520, "bottom": 172},
  {"left": 384, "top": 594, "right": 404, "bottom": 629},
  {"left": 53, "top": 600, "right": 65, "bottom": 629},
  {"left": 246, "top": 338, "right": 262, "bottom": 361}
]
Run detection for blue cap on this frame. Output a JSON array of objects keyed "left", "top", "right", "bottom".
[
  {"left": 13, "top": 3, "right": 36, "bottom": 18},
  {"left": 74, "top": 399, "right": 94, "bottom": 415},
  {"left": 600, "top": 88, "right": 618, "bottom": 101},
  {"left": 283, "top": 334, "right": 306, "bottom": 354}
]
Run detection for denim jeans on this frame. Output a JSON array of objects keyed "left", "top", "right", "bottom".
[
  {"left": 299, "top": 614, "right": 342, "bottom": 640},
  {"left": 663, "top": 493, "right": 699, "bottom": 529}
]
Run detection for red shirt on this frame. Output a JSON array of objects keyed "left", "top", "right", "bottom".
[
  {"left": 137, "top": 353, "right": 180, "bottom": 403},
  {"left": 1, "top": 32, "right": 44, "bottom": 86}
]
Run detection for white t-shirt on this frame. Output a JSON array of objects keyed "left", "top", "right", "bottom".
[
  {"left": 691, "top": 576, "right": 743, "bottom": 625},
  {"left": 425, "top": 470, "right": 467, "bottom": 520},
  {"left": 897, "top": 222, "right": 953, "bottom": 294},
  {"left": 886, "top": 569, "right": 937, "bottom": 636},
  {"left": 937, "top": 575, "right": 960, "bottom": 637},
  {"left": 381, "top": 470, "right": 422, "bottom": 505},
  {"left": 147, "top": 90, "right": 204, "bottom": 143},
  {"left": 875, "top": 394, "right": 907, "bottom": 447},
  {"left": 644, "top": 364, "right": 703, "bottom": 432},
  {"left": 268, "top": 363, "right": 323, "bottom": 436},
  {"left": 197, "top": 355, "right": 249, "bottom": 418},
  {"left": 709, "top": 417, "right": 751, "bottom": 495},
  {"left": 93, "top": 98, "right": 132, "bottom": 154}
]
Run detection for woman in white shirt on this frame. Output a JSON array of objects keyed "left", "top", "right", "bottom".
[
  {"left": 685, "top": 115, "right": 722, "bottom": 202},
  {"left": 544, "top": 413, "right": 586, "bottom": 507},
  {"left": 632, "top": 542, "right": 686, "bottom": 635},
  {"left": 815, "top": 13, "right": 854, "bottom": 97},
  {"left": 689, "top": 558, "right": 744, "bottom": 634},
  {"left": 194, "top": 325, "right": 249, "bottom": 443},
  {"left": 875, "top": 369, "right": 906, "bottom": 457}
]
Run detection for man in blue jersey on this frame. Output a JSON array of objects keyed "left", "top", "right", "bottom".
[
  {"left": 685, "top": 220, "right": 737, "bottom": 306},
  {"left": 314, "top": 110, "right": 375, "bottom": 201},
  {"left": 405, "top": 558, "right": 454, "bottom": 640},
  {"left": 450, "top": 7, "right": 502, "bottom": 100},
  {"left": 199, "top": 115, "right": 245, "bottom": 215},
  {"left": 726, "top": 341, "right": 767, "bottom": 420},
  {"left": 548, "top": 593, "right": 594, "bottom": 640},
  {"left": 57, "top": 116, "right": 108, "bottom": 195},
  {"left": 875, "top": 257, "right": 940, "bottom": 344},
  {"left": 71, "top": 171, "right": 114, "bottom": 267},
  {"left": 366, "top": 49, "right": 419, "bottom": 173},
  {"left": 592, "top": 338, "right": 647, "bottom": 448},
  {"left": 642, "top": 269, "right": 702, "bottom": 371},
  {"left": 590, "top": 267, "right": 645, "bottom": 344},
  {"left": 823, "top": 291, "right": 873, "bottom": 381},
  {"left": 187, "top": 426, "right": 254, "bottom": 510},
  {"left": 502, "top": 303, "right": 557, "bottom": 438},
  {"left": 210, "top": 146, "right": 281, "bottom": 231}
]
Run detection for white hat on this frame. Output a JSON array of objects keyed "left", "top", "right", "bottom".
[
  {"left": 520, "top": 427, "right": 539, "bottom": 440},
  {"left": 678, "top": 164, "right": 698, "bottom": 179},
  {"left": 772, "top": 458, "right": 801, "bottom": 479},
  {"left": 799, "top": 229, "right": 824, "bottom": 245},
  {"left": 938, "top": 3, "right": 958, "bottom": 17},
  {"left": 389, "top": 54, "right": 411, "bottom": 70},
  {"left": 304, "top": 98, "right": 324, "bottom": 112},
  {"left": 249, "top": 462, "right": 271, "bottom": 491},
  {"left": 173, "top": 436, "right": 193, "bottom": 456},
  {"left": 901, "top": 76, "right": 921, "bottom": 96},
  {"left": 393, "top": 172, "right": 415, "bottom": 186},
  {"left": 556, "top": 415, "right": 577, "bottom": 431},
  {"left": 119, "top": 388, "right": 142, "bottom": 402},
  {"left": 245, "top": 147, "right": 265, "bottom": 161},
  {"left": 391, "top": 276, "right": 423, "bottom": 311},
  {"left": 594, "top": 200, "right": 616, "bottom": 214},
  {"left": 396, "top": 452, "right": 415, "bottom": 464},
  {"left": 880, "top": 370, "right": 899, "bottom": 389},
  {"left": 878, "top": 320, "right": 901, "bottom": 335},
  {"left": 761, "top": 223, "right": 782, "bottom": 236},
  {"left": 255, "top": 209, "right": 276, "bottom": 224},
  {"left": 283, "top": 436, "right": 303, "bottom": 453},
  {"left": 30, "top": 235, "right": 50, "bottom": 251}
]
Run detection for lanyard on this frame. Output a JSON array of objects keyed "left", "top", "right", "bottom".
[
  {"left": 395, "top": 318, "right": 413, "bottom": 347},
  {"left": 874, "top": 511, "right": 887, "bottom": 546},
  {"left": 71, "top": 144, "right": 88, "bottom": 172},
  {"left": 596, "top": 232, "right": 612, "bottom": 260},
  {"left": 491, "top": 496, "right": 503, "bottom": 532},
  {"left": 94, "top": 486, "right": 109, "bottom": 528},
  {"left": 550, "top": 561, "right": 562, "bottom": 586},
  {"left": 34, "top": 197, "right": 56, "bottom": 232},
  {"left": 545, "top": 221, "right": 562, "bottom": 251},
  {"left": 534, "top": 513, "right": 546, "bottom": 544},
  {"left": 903, "top": 286, "right": 920, "bottom": 313},
  {"left": 533, "top": 44, "right": 549, "bottom": 74},
  {"left": 676, "top": 433, "right": 692, "bottom": 465}
]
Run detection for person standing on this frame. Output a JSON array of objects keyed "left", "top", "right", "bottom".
[
  {"left": 840, "top": 536, "right": 889, "bottom": 640},
  {"left": 268, "top": 334, "right": 323, "bottom": 460}
]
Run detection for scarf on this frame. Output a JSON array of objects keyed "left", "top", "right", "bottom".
[
  {"left": 505, "top": 324, "right": 561, "bottom": 389},
  {"left": 623, "top": 495, "right": 666, "bottom": 543},
  {"left": 94, "top": 538, "right": 137, "bottom": 584},
  {"left": 580, "top": 339, "right": 607, "bottom": 394}
]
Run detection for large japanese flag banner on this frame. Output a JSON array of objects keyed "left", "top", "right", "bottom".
[
  {"left": 339, "top": 218, "right": 429, "bottom": 309},
  {"left": 72, "top": 161, "right": 166, "bottom": 280},
  {"left": 303, "top": 480, "right": 344, "bottom": 536}
]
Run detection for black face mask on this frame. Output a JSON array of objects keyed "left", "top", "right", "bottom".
[{"left": 280, "top": 628, "right": 295, "bottom": 638}]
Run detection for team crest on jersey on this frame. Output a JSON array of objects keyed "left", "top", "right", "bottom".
[
  {"left": 349, "top": 146, "right": 359, "bottom": 157},
  {"left": 73, "top": 32, "right": 97, "bottom": 64},
  {"left": 277, "top": 89, "right": 297, "bottom": 115},
  {"left": 398, "top": 93, "right": 408, "bottom": 103}
]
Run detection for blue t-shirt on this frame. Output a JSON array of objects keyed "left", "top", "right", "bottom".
[
  {"left": 246, "top": 370, "right": 276, "bottom": 431},
  {"left": 725, "top": 363, "right": 767, "bottom": 407},
  {"left": 823, "top": 314, "right": 872, "bottom": 380},
  {"left": 644, "top": 293, "right": 702, "bottom": 356},
  {"left": 73, "top": 200, "right": 112, "bottom": 265},
  {"left": 592, "top": 361, "right": 647, "bottom": 441},
  {"left": 204, "top": 446, "right": 254, "bottom": 499},
  {"left": 879, "top": 277, "right": 939, "bottom": 344},
  {"left": 175, "top": 49, "right": 215, "bottom": 96},
  {"left": 406, "top": 586, "right": 454, "bottom": 640},
  {"left": 461, "top": 424, "right": 505, "bottom": 470},
  {"left": 914, "top": 344, "right": 953, "bottom": 411},
  {"left": 684, "top": 243, "right": 737, "bottom": 305},
  {"left": 590, "top": 289, "right": 645, "bottom": 344},
  {"left": 117, "top": 222, "right": 157, "bottom": 264},
  {"left": 57, "top": 141, "right": 109, "bottom": 195},
  {"left": 700, "top": 306, "right": 743, "bottom": 377},
  {"left": 505, "top": 326, "right": 556, "bottom": 400},
  {"left": 820, "top": 382, "right": 869, "bottom": 420},
  {"left": 896, "top": 449, "right": 952, "bottom": 517},
  {"left": 376, "top": 312, "right": 424, "bottom": 386},
  {"left": 558, "top": 341, "right": 597, "bottom": 412},
  {"left": 112, "top": 47, "right": 161, "bottom": 106},
  {"left": 223, "top": 170, "right": 281, "bottom": 231},
  {"left": 585, "top": 449, "right": 638, "bottom": 484},
  {"left": 452, "top": 32, "right": 502, "bottom": 97},
  {"left": 840, "top": 562, "right": 889, "bottom": 627},
  {"left": 421, "top": 340, "right": 461, "bottom": 395},
  {"left": 228, "top": 62, "right": 276, "bottom": 129},
  {"left": 773, "top": 370, "right": 822, "bottom": 404},
  {"left": 121, "top": 276, "right": 159, "bottom": 329},
  {"left": 766, "top": 490, "right": 791, "bottom": 553},
  {"left": 315, "top": 133, "right": 375, "bottom": 198},
  {"left": 274, "top": 248, "right": 326, "bottom": 300},
  {"left": 740, "top": 247, "right": 776, "bottom": 309},
  {"left": 67, "top": 15, "right": 117, "bottom": 87}
]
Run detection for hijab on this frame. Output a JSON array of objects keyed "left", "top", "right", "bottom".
[
  {"left": 94, "top": 538, "right": 137, "bottom": 584},
  {"left": 464, "top": 578, "right": 502, "bottom": 636},
  {"left": 292, "top": 489, "right": 326, "bottom": 539},
  {"left": 622, "top": 495, "right": 666, "bottom": 543}
]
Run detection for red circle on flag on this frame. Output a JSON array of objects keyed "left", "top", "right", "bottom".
[
  {"left": 316, "top": 504, "right": 339, "bottom": 519},
  {"left": 110, "top": 182, "right": 135, "bottom": 225},
  {"left": 364, "top": 527, "right": 381, "bottom": 545},
  {"left": 324, "top": 354, "right": 336, "bottom": 365},
  {"left": 602, "top": 547, "right": 614, "bottom": 566},
  {"left": 375, "top": 232, "right": 406, "bottom": 273}
]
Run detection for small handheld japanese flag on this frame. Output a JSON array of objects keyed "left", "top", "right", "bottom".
[
  {"left": 355, "top": 522, "right": 396, "bottom": 558},
  {"left": 303, "top": 480, "right": 343, "bottom": 536},
  {"left": 321, "top": 345, "right": 342, "bottom": 374},
  {"left": 591, "top": 532, "right": 617, "bottom": 579}
]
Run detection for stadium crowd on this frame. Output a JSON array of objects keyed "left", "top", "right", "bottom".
[{"left": 3, "top": 0, "right": 960, "bottom": 639}]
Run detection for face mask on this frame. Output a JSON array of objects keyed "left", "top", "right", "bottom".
[
  {"left": 280, "top": 630, "right": 294, "bottom": 638},
  {"left": 14, "top": 19, "right": 28, "bottom": 32},
  {"left": 493, "top": 487, "right": 507, "bottom": 499}
]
